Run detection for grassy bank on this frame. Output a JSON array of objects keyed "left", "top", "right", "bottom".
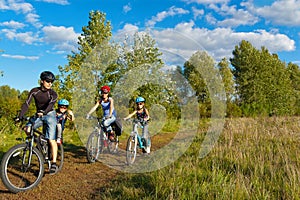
[{"left": 98, "top": 117, "right": 300, "bottom": 199}]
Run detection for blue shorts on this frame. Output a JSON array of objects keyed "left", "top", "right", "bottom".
[{"left": 27, "top": 110, "right": 57, "bottom": 140}]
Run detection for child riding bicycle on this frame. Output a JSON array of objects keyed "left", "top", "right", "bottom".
[
  {"left": 124, "top": 96, "right": 151, "bottom": 153},
  {"left": 56, "top": 99, "right": 75, "bottom": 144},
  {"left": 86, "top": 85, "right": 116, "bottom": 141}
]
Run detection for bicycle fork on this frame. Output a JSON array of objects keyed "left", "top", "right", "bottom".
[{"left": 22, "top": 139, "right": 34, "bottom": 169}]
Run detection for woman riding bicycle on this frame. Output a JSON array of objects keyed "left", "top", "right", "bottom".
[
  {"left": 86, "top": 85, "right": 116, "bottom": 141},
  {"left": 16, "top": 71, "right": 59, "bottom": 175},
  {"left": 124, "top": 96, "right": 151, "bottom": 153}
]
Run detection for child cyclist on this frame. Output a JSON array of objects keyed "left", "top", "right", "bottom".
[
  {"left": 56, "top": 99, "right": 75, "bottom": 144},
  {"left": 86, "top": 85, "right": 116, "bottom": 141},
  {"left": 124, "top": 96, "right": 151, "bottom": 153}
]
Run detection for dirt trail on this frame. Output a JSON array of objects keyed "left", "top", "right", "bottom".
[{"left": 0, "top": 133, "right": 173, "bottom": 199}]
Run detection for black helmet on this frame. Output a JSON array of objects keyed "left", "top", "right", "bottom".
[{"left": 40, "top": 71, "right": 55, "bottom": 82}]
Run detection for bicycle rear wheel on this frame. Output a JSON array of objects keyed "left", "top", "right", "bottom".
[
  {"left": 0, "top": 143, "right": 44, "bottom": 193},
  {"left": 86, "top": 131, "right": 101, "bottom": 163},
  {"left": 126, "top": 135, "right": 137, "bottom": 165}
]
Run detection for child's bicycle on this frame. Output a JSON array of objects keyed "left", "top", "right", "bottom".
[
  {"left": 86, "top": 117, "right": 119, "bottom": 163},
  {"left": 0, "top": 114, "right": 64, "bottom": 193},
  {"left": 125, "top": 118, "right": 151, "bottom": 165}
]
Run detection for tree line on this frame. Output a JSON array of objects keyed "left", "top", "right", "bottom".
[{"left": 1, "top": 10, "right": 299, "bottom": 130}]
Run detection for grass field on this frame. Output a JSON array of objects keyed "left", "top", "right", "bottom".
[
  {"left": 1, "top": 116, "right": 299, "bottom": 199},
  {"left": 97, "top": 117, "right": 300, "bottom": 199}
]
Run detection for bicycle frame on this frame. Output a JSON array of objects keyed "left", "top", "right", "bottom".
[
  {"left": 86, "top": 117, "right": 119, "bottom": 163},
  {"left": 0, "top": 114, "right": 64, "bottom": 193},
  {"left": 131, "top": 120, "right": 146, "bottom": 149}
]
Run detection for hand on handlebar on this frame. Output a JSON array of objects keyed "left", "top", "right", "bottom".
[{"left": 14, "top": 117, "right": 21, "bottom": 123}]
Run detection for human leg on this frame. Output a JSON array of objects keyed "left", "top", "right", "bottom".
[
  {"left": 56, "top": 123, "right": 62, "bottom": 144},
  {"left": 103, "top": 116, "right": 116, "bottom": 141},
  {"left": 142, "top": 124, "right": 151, "bottom": 153},
  {"left": 43, "top": 111, "right": 58, "bottom": 174}
]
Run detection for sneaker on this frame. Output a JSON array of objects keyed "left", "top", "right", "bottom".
[
  {"left": 49, "top": 163, "right": 58, "bottom": 175},
  {"left": 57, "top": 138, "right": 62, "bottom": 145},
  {"left": 145, "top": 147, "right": 151, "bottom": 154}
]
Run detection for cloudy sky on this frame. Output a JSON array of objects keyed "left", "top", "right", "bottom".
[{"left": 0, "top": 0, "right": 299, "bottom": 91}]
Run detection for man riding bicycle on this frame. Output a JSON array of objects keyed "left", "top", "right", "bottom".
[{"left": 16, "top": 71, "right": 59, "bottom": 175}]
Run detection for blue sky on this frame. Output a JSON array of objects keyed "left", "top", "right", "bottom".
[{"left": 0, "top": 0, "right": 299, "bottom": 92}]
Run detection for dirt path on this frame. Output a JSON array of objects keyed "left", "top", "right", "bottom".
[{"left": 0, "top": 133, "right": 173, "bottom": 199}]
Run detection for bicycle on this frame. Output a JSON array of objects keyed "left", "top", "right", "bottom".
[
  {"left": 86, "top": 117, "right": 119, "bottom": 163},
  {"left": 125, "top": 118, "right": 151, "bottom": 165},
  {"left": 0, "top": 115, "right": 64, "bottom": 193}
]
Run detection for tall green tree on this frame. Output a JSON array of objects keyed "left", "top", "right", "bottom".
[
  {"left": 287, "top": 62, "right": 300, "bottom": 115},
  {"left": 183, "top": 51, "right": 226, "bottom": 117},
  {"left": 230, "top": 40, "right": 294, "bottom": 116},
  {"left": 54, "top": 10, "right": 112, "bottom": 105},
  {"left": 218, "top": 58, "right": 241, "bottom": 117}
]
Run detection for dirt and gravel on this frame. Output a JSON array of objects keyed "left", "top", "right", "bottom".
[{"left": 0, "top": 133, "right": 172, "bottom": 200}]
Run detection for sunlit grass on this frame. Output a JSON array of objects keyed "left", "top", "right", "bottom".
[{"left": 99, "top": 116, "right": 300, "bottom": 199}]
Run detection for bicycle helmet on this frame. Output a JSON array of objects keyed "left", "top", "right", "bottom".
[
  {"left": 136, "top": 96, "right": 145, "bottom": 103},
  {"left": 40, "top": 71, "right": 55, "bottom": 82},
  {"left": 100, "top": 85, "right": 110, "bottom": 93},
  {"left": 58, "top": 99, "right": 69, "bottom": 106}
]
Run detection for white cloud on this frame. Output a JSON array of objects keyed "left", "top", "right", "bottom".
[
  {"left": 35, "top": 0, "right": 69, "bottom": 5},
  {"left": 42, "top": 25, "right": 79, "bottom": 51},
  {"left": 1, "top": 0, "right": 34, "bottom": 13},
  {"left": 182, "top": 0, "right": 230, "bottom": 4},
  {"left": 242, "top": 0, "right": 300, "bottom": 26},
  {"left": 26, "top": 13, "right": 42, "bottom": 28},
  {"left": 146, "top": 6, "right": 189, "bottom": 27},
  {"left": 1, "top": 29, "right": 40, "bottom": 44},
  {"left": 123, "top": 3, "right": 131, "bottom": 13},
  {"left": 1, "top": 53, "right": 39, "bottom": 60},
  {"left": 191, "top": 6, "right": 204, "bottom": 19},
  {"left": 205, "top": 2, "right": 259, "bottom": 27},
  {"left": 0, "top": 20, "right": 25, "bottom": 29}
]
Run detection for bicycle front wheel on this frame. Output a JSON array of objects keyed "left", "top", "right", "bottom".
[
  {"left": 86, "top": 131, "right": 101, "bottom": 163},
  {"left": 0, "top": 143, "right": 44, "bottom": 193},
  {"left": 126, "top": 135, "right": 137, "bottom": 165}
]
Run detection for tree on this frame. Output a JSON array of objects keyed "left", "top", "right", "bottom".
[
  {"left": 287, "top": 62, "right": 300, "bottom": 115},
  {"left": 54, "top": 10, "right": 113, "bottom": 106},
  {"left": 218, "top": 58, "right": 241, "bottom": 117},
  {"left": 183, "top": 51, "right": 226, "bottom": 118},
  {"left": 230, "top": 40, "right": 294, "bottom": 116}
]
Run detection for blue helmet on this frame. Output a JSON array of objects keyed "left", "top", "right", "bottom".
[
  {"left": 58, "top": 99, "right": 69, "bottom": 106},
  {"left": 135, "top": 96, "right": 145, "bottom": 103}
]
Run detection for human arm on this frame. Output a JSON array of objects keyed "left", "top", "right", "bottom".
[
  {"left": 18, "top": 88, "right": 35, "bottom": 119},
  {"left": 144, "top": 108, "right": 150, "bottom": 121},
  {"left": 67, "top": 110, "right": 75, "bottom": 121},
  {"left": 124, "top": 110, "right": 137, "bottom": 120},
  {"left": 86, "top": 101, "right": 100, "bottom": 118},
  {"left": 108, "top": 98, "right": 114, "bottom": 118}
]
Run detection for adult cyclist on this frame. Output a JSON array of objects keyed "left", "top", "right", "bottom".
[{"left": 16, "top": 71, "right": 59, "bottom": 175}]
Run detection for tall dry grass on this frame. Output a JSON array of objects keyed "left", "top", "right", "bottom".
[{"left": 101, "top": 117, "right": 300, "bottom": 200}]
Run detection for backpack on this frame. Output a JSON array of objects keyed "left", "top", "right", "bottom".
[{"left": 112, "top": 117, "right": 122, "bottom": 136}]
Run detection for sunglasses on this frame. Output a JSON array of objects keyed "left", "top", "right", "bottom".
[
  {"left": 137, "top": 102, "right": 144, "bottom": 105},
  {"left": 45, "top": 79, "right": 53, "bottom": 83},
  {"left": 101, "top": 92, "right": 108, "bottom": 94},
  {"left": 59, "top": 106, "right": 67, "bottom": 109}
]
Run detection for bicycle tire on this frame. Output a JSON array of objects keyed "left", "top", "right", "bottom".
[
  {"left": 0, "top": 143, "right": 45, "bottom": 193},
  {"left": 86, "top": 131, "right": 101, "bottom": 163},
  {"left": 126, "top": 135, "right": 137, "bottom": 165}
]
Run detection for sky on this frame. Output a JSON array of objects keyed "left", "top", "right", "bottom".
[{"left": 0, "top": 0, "right": 300, "bottom": 92}]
